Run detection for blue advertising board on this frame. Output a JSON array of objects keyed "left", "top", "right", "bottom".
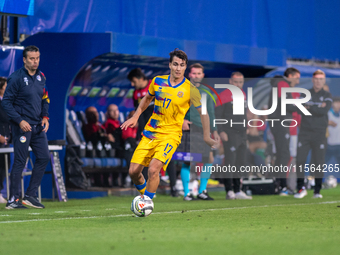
[{"left": 0, "top": 0, "right": 34, "bottom": 16}]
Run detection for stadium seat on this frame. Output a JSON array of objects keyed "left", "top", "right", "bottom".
[
  {"left": 93, "top": 158, "right": 102, "bottom": 167},
  {"left": 78, "top": 110, "right": 87, "bottom": 125},
  {"left": 119, "top": 112, "right": 125, "bottom": 123},
  {"left": 81, "top": 158, "right": 94, "bottom": 167},
  {"left": 66, "top": 109, "right": 86, "bottom": 157},
  {"left": 69, "top": 110, "right": 86, "bottom": 142},
  {"left": 99, "top": 111, "right": 106, "bottom": 124},
  {"left": 66, "top": 109, "right": 81, "bottom": 145}
]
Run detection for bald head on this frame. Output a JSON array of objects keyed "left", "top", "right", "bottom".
[{"left": 107, "top": 104, "right": 120, "bottom": 120}]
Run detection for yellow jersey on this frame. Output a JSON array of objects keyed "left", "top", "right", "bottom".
[{"left": 142, "top": 75, "right": 201, "bottom": 143}]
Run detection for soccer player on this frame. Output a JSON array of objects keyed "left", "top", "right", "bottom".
[
  {"left": 180, "top": 63, "right": 220, "bottom": 201},
  {"left": 294, "top": 70, "right": 332, "bottom": 199},
  {"left": 121, "top": 49, "right": 217, "bottom": 199}
]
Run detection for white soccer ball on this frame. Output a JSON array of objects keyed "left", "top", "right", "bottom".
[{"left": 131, "top": 195, "right": 154, "bottom": 217}]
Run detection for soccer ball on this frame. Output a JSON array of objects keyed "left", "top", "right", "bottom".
[{"left": 131, "top": 195, "right": 154, "bottom": 217}]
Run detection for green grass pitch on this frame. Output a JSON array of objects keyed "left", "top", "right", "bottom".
[{"left": 1, "top": 188, "right": 339, "bottom": 255}]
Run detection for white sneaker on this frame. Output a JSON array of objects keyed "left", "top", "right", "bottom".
[
  {"left": 294, "top": 188, "right": 307, "bottom": 199},
  {"left": 313, "top": 193, "right": 323, "bottom": 199},
  {"left": 184, "top": 194, "right": 197, "bottom": 201},
  {"left": 0, "top": 194, "right": 7, "bottom": 204},
  {"left": 235, "top": 191, "right": 252, "bottom": 200},
  {"left": 226, "top": 190, "right": 236, "bottom": 200}
]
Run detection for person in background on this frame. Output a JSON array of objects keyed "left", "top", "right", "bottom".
[
  {"left": 122, "top": 111, "right": 138, "bottom": 142},
  {"left": 215, "top": 72, "right": 252, "bottom": 200},
  {"left": 181, "top": 63, "right": 220, "bottom": 201},
  {"left": 295, "top": 70, "right": 332, "bottom": 199},
  {"left": 104, "top": 104, "right": 123, "bottom": 155},
  {"left": 127, "top": 68, "right": 154, "bottom": 141},
  {"left": 0, "top": 77, "right": 10, "bottom": 203},
  {"left": 83, "top": 106, "right": 113, "bottom": 186},
  {"left": 325, "top": 97, "right": 340, "bottom": 168},
  {"left": 82, "top": 106, "right": 110, "bottom": 146},
  {"left": 268, "top": 67, "right": 301, "bottom": 196},
  {"left": 104, "top": 104, "right": 128, "bottom": 187}
]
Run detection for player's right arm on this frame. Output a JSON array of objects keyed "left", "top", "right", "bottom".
[{"left": 121, "top": 93, "right": 154, "bottom": 130}]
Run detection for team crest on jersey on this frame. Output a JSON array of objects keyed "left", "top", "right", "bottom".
[
  {"left": 23, "top": 77, "right": 28, "bottom": 85},
  {"left": 177, "top": 91, "right": 184, "bottom": 98},
  {"left": 37, "top": 75, "right": 41, "bottom": 81},
  {"left": 20, "top": 136, "right": 26, "bottom": 143},
  {"left": 320, "top": 96, "right": 324, "bottom": 101}
]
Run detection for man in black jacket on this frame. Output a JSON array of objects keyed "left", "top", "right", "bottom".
[
  {"left": 2, "top": 45, "right": 50, "bottom": 209},
  {"left": 215, "top": 72, "right": 252, "bottom": 200},
  {"left": 0, "top": 77, "right": 10, "bottom": 203},
  {"left": 268, "top": 67, "right": 300, "bottom": 195},
  {"left": 294, "top": 70, "right": 332, "bottom": 199}
]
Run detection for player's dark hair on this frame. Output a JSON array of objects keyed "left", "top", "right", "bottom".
[
  {"left": 284, "top": 67, "right": 300, "bottom": 77},
  {"left": 189, "top": 63, "right": 204, "bottom": 73},
  {"left": 127, "top": 68, "right": 147, "bottom": 81},
  {"left": 23, "top": 45, "right": 40, "bottom": 58},
  {"left": 169, "top": 48, "right": 188, "bottom": 64},
  {"left": 230, "top": 71, "right": 244, "bottom": 78},
  {"left": 0, "top": 77, "right": 7, "bottom": 89}
]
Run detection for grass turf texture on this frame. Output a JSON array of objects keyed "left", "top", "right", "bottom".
[{"left": 0, "top": 188, "right": 340, "bottom": 255}]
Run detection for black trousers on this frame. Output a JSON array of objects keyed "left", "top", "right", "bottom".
[
  {"left": 0, "top": 150, "right": 9, "bottom": 191},
  {"left": 222, "top": 130, "right": 247, "bottom": 193},
  {"left": 270, "top": 123, "right": 290, "bottom": 188},
  {"left": 296, "top": 130, "right": 326, "bottom": 194},
  {"left": 10, "top": 124, "right": 50, "bottom": 200}
]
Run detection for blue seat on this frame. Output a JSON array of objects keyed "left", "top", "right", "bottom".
[
  {"left": 121, "top": 159, "right": 127, "bottom": 167},
  {"left": 69, "top": 110, "right": 86, "bottom": 143},
  {"left": 99, "top": 111, "right": 106, "bottom": 124},
  {"left": 93, "top": 158, "right": 102, "bottom": 167},
  {"left": 81, "top": 158, "right": 94, "bottom": 167}
]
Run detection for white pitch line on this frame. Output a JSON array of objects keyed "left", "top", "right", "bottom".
[{"left": 0, "top": 200, "right": 339, "bottom": 224}]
